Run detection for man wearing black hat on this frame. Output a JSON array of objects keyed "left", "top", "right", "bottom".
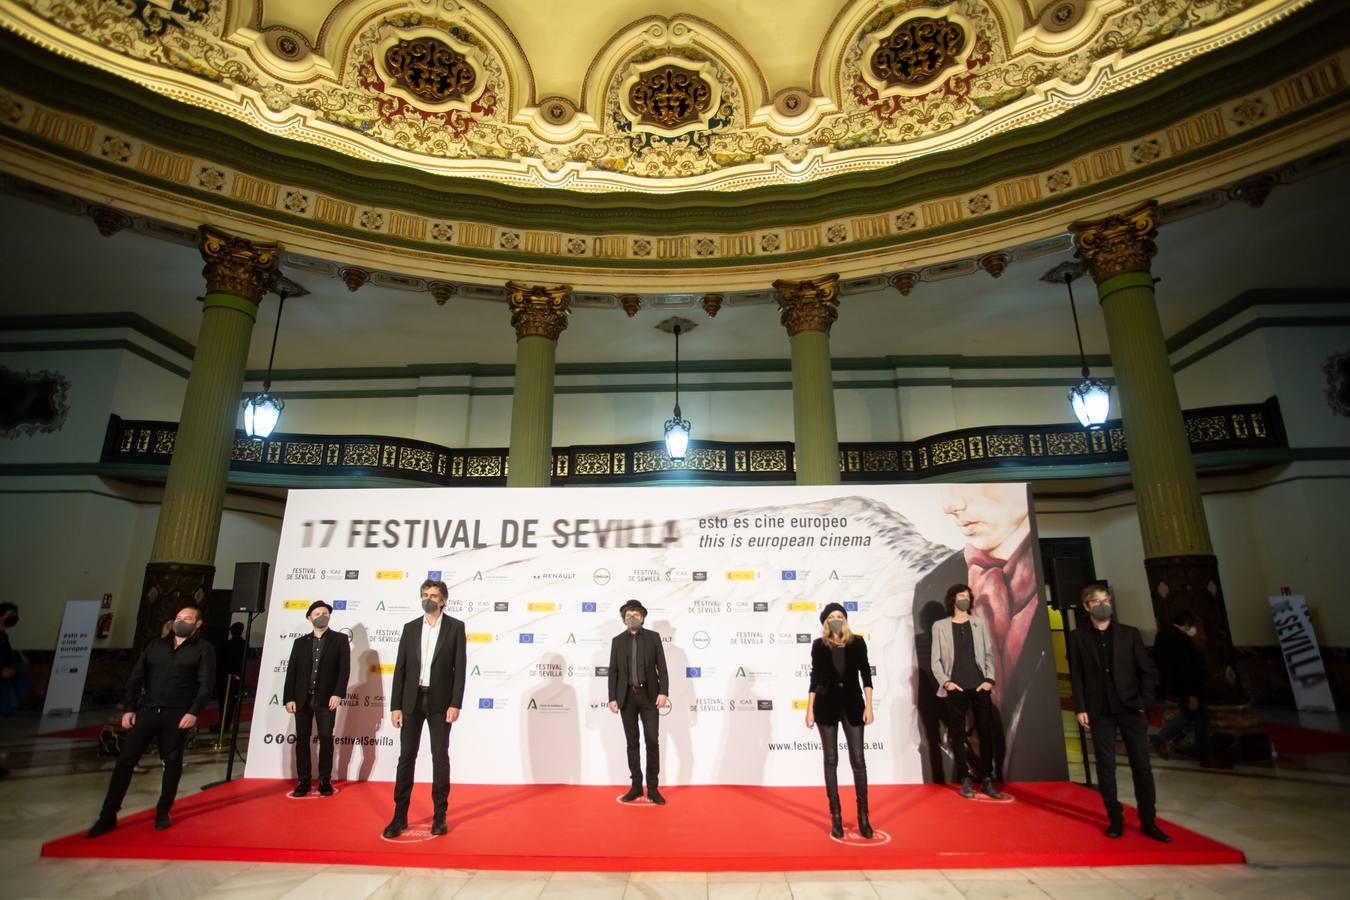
[
  {"left": 283, "top": 601, "right": 351, "bottom": 797},
  {"left": 607, "top": 599, "right": 669, "bottom": 804}
]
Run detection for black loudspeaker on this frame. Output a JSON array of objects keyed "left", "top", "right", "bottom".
[{"left": 232, "top": 561, "right": 271, "bottom": 613}]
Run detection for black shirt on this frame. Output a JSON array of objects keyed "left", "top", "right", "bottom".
[
  {"left": 1093, "top": 625, "right": 1125, "bottom": 715},
  {"left": 950, "top": 620, "right": 982, "bottom": 690},
  {"left": 123, "top": 634, "right": 216, "bottom": 715},
  {"left": 309, "top": 632, "right": 325, "bottom": 694},
  {"left": 628, "top": 631, "right": 641, "bottom": 688},
  {"left": 830, "top": 644, "right": 846, "bottom": 678}
]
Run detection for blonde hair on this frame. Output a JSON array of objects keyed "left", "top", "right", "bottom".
[{"left": 821, "top": 616, "right": 855, "bottom": 646}]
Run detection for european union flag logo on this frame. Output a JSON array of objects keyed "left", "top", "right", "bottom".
[
  {"left": 427, "top": 570, "right": 442, "bottom": 580},
  {"left": 686, "top": 667, "right": 702, "bottom": 678},
  {"left": 519, "top": 633, "right": 534, "bottom": 644},
  {"left": 781, "top": 570, "right": 797, "bottom": 580},
  {"left": 478, "top": 698, "right": 494, "bottom": 709},
  {"left": 844, "top": 601, "right": 859, "bottom": 612},
  {"left": 332, "top": 601, "right": 347, "bottom": 610},
  {"left": 582, "top": 602, "right": 597, "bottom": 612}
]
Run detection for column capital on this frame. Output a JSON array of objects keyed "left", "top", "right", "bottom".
[
  {"left": 1069, "top": 201, "right": 1158, "bottom": 285},
  {"left": 507, "top": 282, "right": 571, "bottom": 341},
  {"left": 773, "top": 274, "right": 840, "bottom": 337},
  {"left": 197, "top": 225, "right": 281, "bottom": 303}
]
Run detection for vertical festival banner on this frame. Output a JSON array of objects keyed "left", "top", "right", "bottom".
[{"left": 244, "top": 485, "right": 1067, "bottom": 785}]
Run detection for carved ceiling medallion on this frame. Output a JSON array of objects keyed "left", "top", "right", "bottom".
[
  {"left": 619, "top": 56, "right": 723, "bottom": 138},
  {"left": 384, "top": 37, "right": 477, "bottom": 104},
  {"left": 861, "top": 13, "right": 974, "bottom": 98}
]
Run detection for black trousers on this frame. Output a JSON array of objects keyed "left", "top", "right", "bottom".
[
  {"left": 620, "top": 690, "right": 660, "bottom": 786},
  {"left": 818, "top": 720, "right": 867, "bottom": 804},
  {"left": 99, "top": 706, "right": 189, "bottom": 817},
  {"left": 945, "top": 688, "right": 995, "bottom": 781},
  {"left": 1091, "top": 709, "right": 1156, "bottom": 825},
  {"left": 392, "top": 687, "right": 451, "bottom": 820},
  {"left": 294, "top": 695, "right": 337, "bottom": 784}
]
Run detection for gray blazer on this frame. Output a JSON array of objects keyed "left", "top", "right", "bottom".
[{"left": 930, "top": 616, "right": 996, "bottom": 697}]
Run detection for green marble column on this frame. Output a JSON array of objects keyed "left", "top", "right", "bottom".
[
  {"left": 505, "top": 282, "right": 570, "bottom": 487},
  {"left": 1072, "top": 203, "right": 1250, "bottom": 728},
  {"left": 135, "top": 226, "right": 279, "bottom": 651},
  {"left": 774, "top": 274, "right": 841, "bottom": 486}
]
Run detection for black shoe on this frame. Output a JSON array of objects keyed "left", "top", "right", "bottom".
[
  {"left": 1105, "top": 820, "right": 1124, "bottom": 838},
  {"left": 1149, "top": 735, "right": 1173, "bottom": 760},
  {"left": 154, "top": 810, "right": 172, "bottom": 831},
  {"left": 430, "top": 818, "right": 448, "bottom": 836},
  {"left": 85, "top": 816, "right": 117, "bottom": 839},
  {"left": 620, "top": 783, "right": 643, "bottom": 802},
  {"left": 646, "top": 786, "right": 666, "bottom": 805},
  {"left": 981, "top": 778, "right": 1005, "bottom": 800},
  {"left": 291, "top": 781, "right": 311, "bottom": 798},
  {"left": 960, "top": 778, "right": 975, "bottom": 799},
  {"left": 382, "top": 819, "right": 407, "bottom": 839},
  {"left": 318, "top": 781, "right": 335, "bottom": 796},
  {"left": 1142, "top": 822, "right": 1172, "bottom": 843},
  {"left": 856, "top": 804, "right": 874, "bottom": 839}
]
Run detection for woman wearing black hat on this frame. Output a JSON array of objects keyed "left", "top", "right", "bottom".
[{"left": 806, "top": 602, "right": 875, "bottom": 838}]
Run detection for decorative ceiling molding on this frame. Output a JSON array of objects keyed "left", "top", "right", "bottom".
[{"left": 0, "top": 0, "right": 1319, "bottom": 193}]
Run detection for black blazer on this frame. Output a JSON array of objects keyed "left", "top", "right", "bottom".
[
  {"left": 1070, "top": 622, "right": 1158, "bottom": 717},
  {"left": 282, "top": 630, "right": 351, "bottom": 708},
  {"left": 607, "top": 628, "right": 669, "bottom": 707},
  {"left": 809, "top": 636, "right": 873, "bottom": 726},
  {"left": 390, "top": 614, "right": 467, "bottom": 715}
]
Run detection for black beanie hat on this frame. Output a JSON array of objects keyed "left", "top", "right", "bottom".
[{"left": 819, "top": 602, "right": 848, "bottom": 624}]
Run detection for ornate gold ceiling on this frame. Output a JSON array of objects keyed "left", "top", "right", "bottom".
[{"left": 0, "top": 0, "right": 1315, "bottom": 193}]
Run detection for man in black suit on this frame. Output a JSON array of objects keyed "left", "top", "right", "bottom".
[
  {"left": 384, "top": 578, "right": 466, "bottom": 838},
  {"left": 608, "top": 599, "right": 669, "bottom": 804},
  {"left": 283, "top": 601, "right": 351, "bottom": 797},
  {"left": 1069, "top": 584, "right": 1170, "bottom": 842}
]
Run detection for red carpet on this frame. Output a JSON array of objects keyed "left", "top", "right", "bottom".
[
  {"left": 43, "top": 780, "right": 1242, "bottom": 871},
  {"left": 1262, "top": 722, "right": 1350, "bottom": 755}
]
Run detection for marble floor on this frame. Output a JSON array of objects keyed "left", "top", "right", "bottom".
[{"left": 2, "top": 708, "right": 1349, "bottom": 899}]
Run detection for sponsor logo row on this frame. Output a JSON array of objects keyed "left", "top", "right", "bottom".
[{"left": 285, "top": 567, "right": 869, "bottom": 584}]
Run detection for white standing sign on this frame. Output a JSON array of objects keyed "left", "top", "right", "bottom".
[
  {"left": 1269, "top": 595, "right": 1335, "bottom": 713},
  {"left": 42, "top": 599, "right": 101, "bottom": 717}
]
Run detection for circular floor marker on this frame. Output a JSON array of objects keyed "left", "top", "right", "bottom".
[
  {"left": 615, "top": 794, "right": 660, "bottom": 806},
  {"left": 830, "top": 828, "right": 892, "bottom": 846},
  {"left": 379, "top": 824, "right": 436, "bottom": 843}
]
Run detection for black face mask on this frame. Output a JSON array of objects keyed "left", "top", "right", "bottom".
[
  {"left": 422, "top": 599, "right": 442, "bottom": 614},
  {"left": 2, "top": 614, "right": 16, "bottom": 628}
]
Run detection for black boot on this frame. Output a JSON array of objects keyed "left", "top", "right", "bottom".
[
  {"left": 827, "top": 786, "right": 844, "bottom": 838},
  {"left": 855, "top": 773, "right": 874, "bottom": 839},
  {"left": 621, "top": 780, "right": 643, "bottom": 802}
]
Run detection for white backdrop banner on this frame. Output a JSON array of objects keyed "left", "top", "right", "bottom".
[{"left": 244, "top": 484, "right": 1063, "bottom": 785}]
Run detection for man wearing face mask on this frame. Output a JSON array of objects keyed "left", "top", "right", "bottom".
[
  {"left": 930, "top": 584, "right": 1003, "bottom": 800},
  {"left": 86, "top": 606, "right": 215, "bottom": 838},
  {"left": 607, "top": 599, "right": 669, "bottom": 804},
  {"left": 1152, "top": 609, "right": 1226, "bottom": 768},
  {"left": 283, "top": 601, "right": 351, "bottom": 797},
  {"left": 1069, "top": 585, "right": 1169, "bottom": 842},
  {"left": 385, "top": 579, "right": 466, "bottom": 838}
]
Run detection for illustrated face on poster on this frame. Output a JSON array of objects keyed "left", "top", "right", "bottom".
[{"left": 245, "top": 485, "right": 1067, "bottom": 786}]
